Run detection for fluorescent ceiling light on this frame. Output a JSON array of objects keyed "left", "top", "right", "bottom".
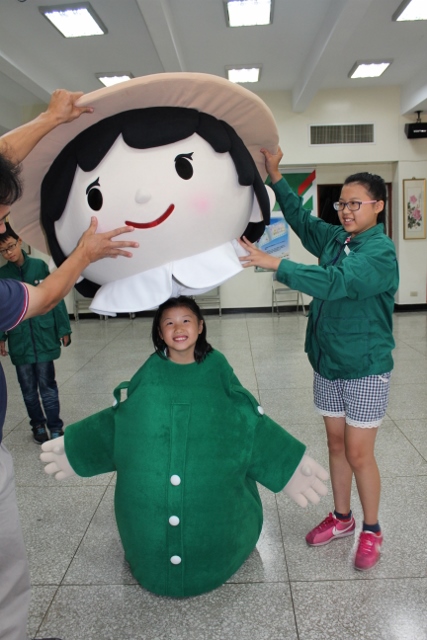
[
  {"left": 225, "top": 0, "right": 272, "bottom": 27},
  {"left": 96, "top": 73, "right": 134, "bottom": 87},
  {"left": 348, "top": 61, "right": 391, "bottom": 79},
  {"left": 392, "top": 0, "right": 427, "bottom": 21},
  {"left": 226, "top": 66, "right": 261, "bottom": 83},
  {"left": 39, "top": 3, "right": 107, "bottom": 38}
]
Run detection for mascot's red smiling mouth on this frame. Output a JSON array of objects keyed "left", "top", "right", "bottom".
[{"left": 125, "top": 204, "right": 174, "bottom": 229}]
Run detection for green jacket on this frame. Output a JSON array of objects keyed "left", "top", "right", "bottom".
[
  {"left": 272, "top": 178, "right": 399, "bottom": 380},
  {"left": 0, "top": 252, "right": 71, "bottom": 366},
  {"left": 64, "top": 350, "right": 306, "bottom": 597}
]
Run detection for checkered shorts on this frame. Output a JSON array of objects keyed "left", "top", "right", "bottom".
[{"left": 313, "top": 371, "right": 392, "bottom": 428}]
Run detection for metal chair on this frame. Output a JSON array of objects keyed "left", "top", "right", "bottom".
[
  {"left": 272, "top": 279, "right": 306, "bottom": 316},
  {"left": 73, "top": 290, "right": 101, "bottom": 321},
  {"left": 193, "top": 287, "right": 222, "bottom": 316}
]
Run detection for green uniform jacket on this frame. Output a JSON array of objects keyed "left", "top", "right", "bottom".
[
  {"left": 272, "top": 178, "right": 399, "bottom": 380},
  {"left": 0, "top": 252, "right": 71, "bottom": 366},
  {"left": 64, "top": 350, "right": 306, "bottom": 597}
]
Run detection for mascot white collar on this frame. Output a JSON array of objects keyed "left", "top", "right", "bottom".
[{"left": 11, "top": 73, "right": 278, "bottom": 315}]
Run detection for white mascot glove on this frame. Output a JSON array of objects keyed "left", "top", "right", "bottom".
[
  {"left": 284, "top": 454, "right": 329, "bottom": 508},
  {"left": 40, "top": 436, "right": 77, "bottom": 480}
]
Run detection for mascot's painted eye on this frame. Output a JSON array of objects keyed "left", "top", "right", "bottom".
[
  {"left": 86, "top": 179, "right": 103, "bottom": 211},
  {"left": 87, "top": 188, "right": 103, "bottom": 211},
  {"left": 175, "top": 153, "right": 193, "bottom": 180}
]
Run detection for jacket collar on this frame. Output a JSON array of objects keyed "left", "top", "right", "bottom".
[
  {"left": 335, "top": 223, "right": 385, "bottom": 246},
  {"left": 6, "top": 249, "right": 29, "bottom": 273}
]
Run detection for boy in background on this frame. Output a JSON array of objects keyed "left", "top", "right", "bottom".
[{"left": 0, "top": 223, "right": 71, "bottom": 444}]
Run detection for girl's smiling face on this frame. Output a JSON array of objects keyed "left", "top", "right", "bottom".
[
  {"left": 158, "top": 305, "right": 203, "bottom": 364},
  {"left": 55, "top": 133, "right": 253, "bottom": 285},
  {"left": 338, "top": 182, "right": 383, "bottom": 237}
]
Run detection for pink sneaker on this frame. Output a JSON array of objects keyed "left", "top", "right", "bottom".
[
  {"left": 306, "top": 512, "right": 356, "bottom": 546},
  {"left": 354, "top": 531, "right": 383, "bottom": 571}
]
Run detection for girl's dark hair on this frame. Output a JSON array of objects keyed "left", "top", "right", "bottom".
[
  {"left": 0, "top": 153, "right": 22, "bottom": 206},
  {"left": 343, "top": 172, "right": 387, "bottom": 226},
  {"left": 151, "top": 295, "right": 213, "bottom": 364},
  {"left": 40, "top": 107, "right": 271, "bottom": 298},
  {"left": 0, "top": 222, "right": 19, "bottom": 243}
]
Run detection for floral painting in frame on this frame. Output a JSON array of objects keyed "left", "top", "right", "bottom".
[{"left": 403, "top": 178, "right": 426, "bottom": 239}]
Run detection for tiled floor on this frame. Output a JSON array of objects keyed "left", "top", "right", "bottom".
[{"left": 3, "top": 310, "right": 427, "bottom": 640}]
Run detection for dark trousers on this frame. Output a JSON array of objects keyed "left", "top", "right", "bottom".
[{"left": 15, "top": 361, "right": 63, "bottom": 433}]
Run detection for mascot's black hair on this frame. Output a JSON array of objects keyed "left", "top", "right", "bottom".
[{"left": 40, "top": 107, "right": 271, "bottom": 298}]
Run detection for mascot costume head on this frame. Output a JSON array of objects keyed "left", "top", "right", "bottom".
[{"left": 11, "top": 73, "right": 278, "bottom": 315}]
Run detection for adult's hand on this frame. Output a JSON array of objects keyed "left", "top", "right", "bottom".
[
  {"left": 45, "top": 89, "right": 93, "bottom": 126},
  {"left": 0, "top": 89, "right": 94, "bottom": 163},
  {"left": 0, "top": 341, "right": 8, "bottom": 357},
  {"left": 76, "top": 217, "right": 138, "bottom": 262}
]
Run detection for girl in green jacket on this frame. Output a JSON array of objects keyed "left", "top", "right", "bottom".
[{"left": 239, "top": 146, "right": 399, "bottom": 572}]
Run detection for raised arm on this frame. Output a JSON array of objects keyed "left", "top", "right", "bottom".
[
  {"left": 0, "top": 89, "right": 93, "bottom": 164},
  {"left": 24, "top": 217, "right": 138, "bottom": 319},
  {"left": 260, "top": 145, "right": 283, "bottom": 184}
]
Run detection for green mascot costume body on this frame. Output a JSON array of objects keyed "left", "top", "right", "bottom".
[{"left": 64, "top": 349, "right": 306, "bottom": 597}]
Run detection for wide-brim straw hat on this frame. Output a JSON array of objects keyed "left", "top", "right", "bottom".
[{"left": 11, "top": 72, "right": 278, "bottom": 254}]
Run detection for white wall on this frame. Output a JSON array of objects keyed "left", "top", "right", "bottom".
[
  {"left": 260, "top": 87, "right": 402, "bottom": 166},
  {"left": 393, "top": 160, "right": 427, "bottom": 305}
]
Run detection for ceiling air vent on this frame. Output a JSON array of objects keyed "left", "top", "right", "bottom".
[{"left": 310, "top": 124, "right": 374, "bottom": 145}]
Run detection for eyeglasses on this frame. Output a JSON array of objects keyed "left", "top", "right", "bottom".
[
  {"left": 333, "top": 200, "right": 377, "bottom": 212},
  {"left": 0, "top": 241, "right": 18, "bottom": 256}
]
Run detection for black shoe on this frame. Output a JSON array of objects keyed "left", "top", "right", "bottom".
[
  {"left": 50, "top": 429, "right": 64, "bottom": 440},
  {"left": 32, "top": 424, "right": 49, "bottom": 444}
]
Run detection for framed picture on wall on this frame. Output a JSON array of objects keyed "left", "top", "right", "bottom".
[{"left": 403, "top": 178, "right": 426, "bottom": 240}]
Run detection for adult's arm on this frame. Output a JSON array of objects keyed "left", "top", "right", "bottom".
[
  {"left": 24, "top": 217, "right": 138, "bottom": 319},
  {"left": 0, "top": 89, "right": 93, "bottom": 164}
]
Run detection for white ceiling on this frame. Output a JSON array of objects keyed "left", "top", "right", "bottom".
[{"left": 0, "top": 0, "right": 426, "bottom": 134}]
